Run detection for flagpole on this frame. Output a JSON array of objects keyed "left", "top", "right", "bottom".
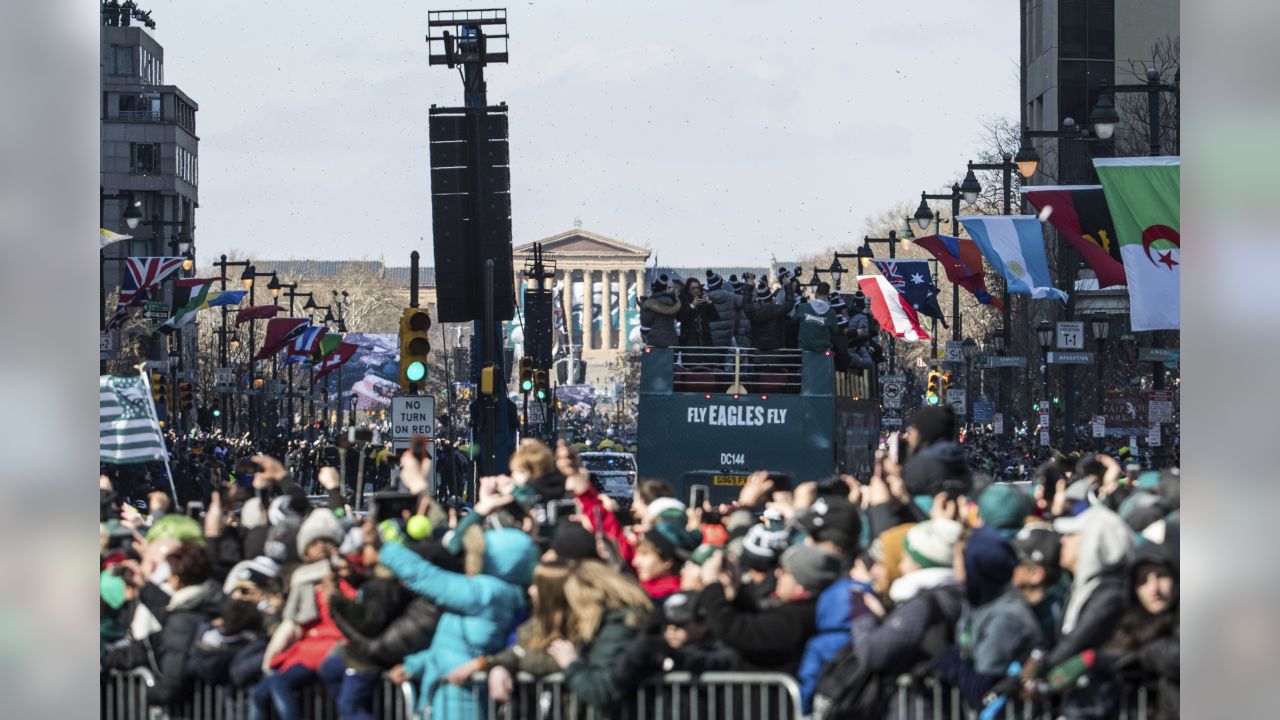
[{"left": 135, "top": 363, "right": 180, "bottom": 505}]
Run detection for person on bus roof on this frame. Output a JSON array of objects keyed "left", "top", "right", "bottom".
[
  {"left": 703, "top": 270, "right": 743, "bottom": 348},
  {"left": 791, "top": 281, "right": 838, "bottom": 353},
  {"left": 677, "top": 277, "right": 718, "bottom": 347},
  {"left": 639, "top": 275, "right": 680, "bottom": 348}
]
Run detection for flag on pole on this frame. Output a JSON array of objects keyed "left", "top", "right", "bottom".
[
  {"left": 959, "top": 216, "right": 1067, "bottom": 302},
  {"left": 857, "top": 275, "right": 930, "bottom": 341},
  {"left": 161, "top": 278, "right": 218, "bottom": 332},
  {"left": 100, "top": 374, "right": 169, "bottom": 464},
  {"left": 119, "top": 257, "right": 185, "bottom": 306},
  {"left": 912, "top": 235, "right": 1004, "bottom": 310},
  {"left": 236, "top": 304, "right": 284, "bottom": 326},
  {"left": 100, "top": 228, "right": 132, "bottom": 250},
  {"left": 1093, "top": 156, "right": 1180, "bottom": 331},
  {"left": 255, "top": 318, "right": 310, "bottom": 359},
  {"left": 872, "top": 258, "right": 948, "bottom": 326},
  {"left": 1021, "top": 185, "right": 1127, "bottom": 287},
  {"left": 318, "top": 333, "right": 343, "bottom": 357},
  {"left": 314, "top": 342, "right": 359, "bottom": 380},
  {"left": 283, "top": 326, "right": 329, "bottom": 364},
  {"left": 203, "top": 290, "right": 248, "bottom": 309}
]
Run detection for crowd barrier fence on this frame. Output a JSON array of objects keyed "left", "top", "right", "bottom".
[{"left": 102, "top": 668, "right": 1155, "bottom": 720}]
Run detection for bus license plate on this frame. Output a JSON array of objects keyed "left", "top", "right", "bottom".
[{"left": 712, "top": 475, "right": 747, "bottom": 487}]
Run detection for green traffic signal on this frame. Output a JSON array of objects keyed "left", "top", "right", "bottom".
[
  {"left": 535, "top": 388, "right": 547, "bottom": 400},
  {"left": 1052, "top": 396, "right": 1060, "bottom": 404},
  {"left": 927, "top": 394, "right": 939, "bottom": 406},
  {"left": 406, "top": 360, "right": 426, "bottom": 382},
  {"left": 521, "top": 379, "right": 534, "bottom": 392},
  {"left": 212, "top": 408, "right": 221, "bottom": 417}
]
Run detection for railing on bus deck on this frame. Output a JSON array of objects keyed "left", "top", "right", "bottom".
[{"left": 644, "top": 345, "right": 841, "bottom": 397}]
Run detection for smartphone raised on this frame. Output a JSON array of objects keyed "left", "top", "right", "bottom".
[
  {"left": 689, "top": 484, "right": 709, "bottom": 510},
  {"left": 547, "top": 499, "right": 578, "bottom": 525},
  {"left": 185, "top": 501, "right": 204, "bottom": 519},
  {"left": 370, "top": 492, "right": 417, "bottom": 524},
  {"left": 764, "top": 472, "right": 794, "bottom": 492}
]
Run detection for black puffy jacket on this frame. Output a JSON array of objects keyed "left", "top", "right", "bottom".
[
  {"left": 329, "top": 574, "right": 413, "bottom": 671},
  {"left": 147, "top": 581, "right": 225, "bottom": 707},
  {"left": 677, "top": 294, "right": 718, "bottom": 347},
  {"left": 640, "top": 292, "right": 681, "bottom": 348},
  {"left": 332, "top": 594, "right": 442, "bottom": 669},
  {"left": 744, "top": 286, "right": 796, "bottom": 351}
]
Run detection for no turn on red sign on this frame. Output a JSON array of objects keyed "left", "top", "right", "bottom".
[{"left": 391, "top": 396, "right": 435, "bottom": 450}]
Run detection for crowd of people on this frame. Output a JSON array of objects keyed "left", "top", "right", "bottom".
[
  {"left": 639, "top": 268, "right": 885, "bottom": 373},
  {"left": 100, "top": 403, "right": 1178, "bottom": 719}
]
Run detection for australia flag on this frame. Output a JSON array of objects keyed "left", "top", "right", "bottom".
[{"left": 873, "top": 259, "right": 948, "bottom": 327}]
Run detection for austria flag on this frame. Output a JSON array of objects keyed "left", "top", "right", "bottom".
[{"left": 857, "top": 275, "right": 930, "bottom": 342}]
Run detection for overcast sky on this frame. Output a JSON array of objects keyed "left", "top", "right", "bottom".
[{"left": 154, "top": 0, "right": 1018, "bottom": 267}]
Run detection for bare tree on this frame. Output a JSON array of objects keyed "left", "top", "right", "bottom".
[{"left": 1113, "top": 36, "right": 1180, "bottom": 157}]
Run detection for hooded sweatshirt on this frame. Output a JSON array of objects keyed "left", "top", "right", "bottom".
[
  {"left": 796, "top": 577, "right": 857, "bottom": 712},
  {"left": 1045, "top": 506, "right": 1133, "bottom": 669},
  {"left": 792, "top": 298, "right": 837, "bottom": 352}
]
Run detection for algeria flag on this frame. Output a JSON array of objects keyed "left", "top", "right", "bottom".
[{"left": 1093, "top": 157, "right": 1180, "bottom": 331}]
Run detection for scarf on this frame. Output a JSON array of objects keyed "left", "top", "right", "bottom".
[{"left": 888, "top": 566, "right": 957, "bottom": 604}]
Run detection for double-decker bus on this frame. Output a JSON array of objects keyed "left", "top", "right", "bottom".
[{"left": 636, "top": 346, "right": 880, "bottom": 504}]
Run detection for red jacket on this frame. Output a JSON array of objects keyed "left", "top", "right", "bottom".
[
  {"left": 574, "top": 485, "right": 636, "bottom": 564},
  {"left": 268, "top": 581, "right": 357, "bottom": 672}
]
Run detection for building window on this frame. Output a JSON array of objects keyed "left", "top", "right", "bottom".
[
  {"left": 139, "top": 47, "right": 162, "bottom": 85},
  {"left": 120, "top": 94, "right": 160, "bottom": 121},
  {"left": 112, "top": 45, "right": 134, "bottom": 75},
  {"left": 176, "top": 147, "right": 198, "bottom": 187},
  {"left": 175, "top": 98, "right": 196, "bottom": 135},
  {"left": 130, "top": 143, "right": 161, "bottom": 174},
  {"left": 1058, "top": 0, "right": 1114, "bottom": 61}
]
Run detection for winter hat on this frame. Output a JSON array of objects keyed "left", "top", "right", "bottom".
[
  {"left": 728, "top": 274, "right": 744, "bottom": 291},
  {"left": 1011, "top": 525, "right": 1061, "bottom": 569},
  {"left": 704, "top": 270, "right": 724, "bottom": 291},
  {"left": 962, "top": 527, "right": 1019, "bottom": 607},
  {"left": 836, "top": 315, "right": 849, "bottom": 328},
  {"left": 482, "top": 527, "right": 539, "bottom": 587},
  {"left": 662, "top": 591, "right": 707, "bottom": 626},
  {"left": 741, "top": 523, "right": 790, "bottom": 571},
  {"left": 1157, "top": 469, "right": 1180, "bottom": 509},
  {"left": 239, "top": 497, "right": 267, "bottom": 529},
  {"left": 903, "top": 519, "right": 963, "bottom": 569},
  {"left": 222, "top": 555, "right": 282, "bottom": 595},
  {"left": 977, "top": 483, "right": 1030, "bottom": 536},
  {"left": 296, "top": 508, "right": 345, "bottom": 557},
  {"left": 780, "top": 544, "right": 841, "bottom": 594},
  {"left": 145, "top": 514, "right": 206, "bottom": 546},
  {"left": 794, "top": 495, "right": 862, "bottom": 556},
  {"left": 646, "top": 497, "right": 687, "bottom": 523},
  {"left": 850, "top": 291, "right": 867, "bottom": 311},
  {"left": 909, "top": 406, "right": 957, "bottom": 446},
  {"left": 873, "top": 523, "right": 916, "bottom": 592},
  {"left": 902, "top": 441, "right": 972, "bottom": 498},
  {"left": 264, "top": 515, "right": 302, "bottom": 564},
  {"left": 650, "top": 274, "right": 671, "bottom": 294},
  {"left": 829, "top": 293, "right": 846, "bottom": 310},
  {"left": 550, "top": 523, "right": 599, "bottom": 561},
  {"left": 646, "top": 518, "right": 702, "bottom": 563},
  {"left": 100, "top": 569, "right": 127, "bottom": 610}
]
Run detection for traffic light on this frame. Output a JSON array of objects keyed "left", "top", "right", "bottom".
[
  {"left": 926, "top": 370, "right": 941, "bottom": 406},
  {"left": 178, "top": 382, "right": 193, "bottom": 409},
  {"left": 480, "top": 365, "right": 495, "bottom": 396},
  {"left": 151, "top": 373, "right": 169, "bottom": 407},
  {"left": 398, "top": 307, "right": 432, "bottom": 393},
  {"left": 533, "top": 369, "right": 549, "bottom": 401},
  {"left": 940, "top": 372, "right": 953, "bottom": 396},
  {"left": 518, "top": 356, "right": 534, "bottom": 393}
]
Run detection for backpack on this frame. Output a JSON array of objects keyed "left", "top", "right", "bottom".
[{"left": 811, "top": 587, "right": 961, "bottom": 720}]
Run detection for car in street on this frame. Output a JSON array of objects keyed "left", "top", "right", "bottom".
[{"left": 579, "top": 451, "right": 637, "bottom": 506}]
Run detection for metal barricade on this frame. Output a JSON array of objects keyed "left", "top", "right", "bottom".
[
  {"left": 102, "top": 668, "right": 414, "bottom": 720},
  {"left": 887, "top": 674, "right": 1156, "bottom": 720},
  {"left": 671, "top": 346, "right": 805, "bottom": 395},
  {"left": 430, "top": 671, "right": 802, "bottom": 720}
]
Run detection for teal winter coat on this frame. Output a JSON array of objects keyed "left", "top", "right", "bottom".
[{"left": 379, "top": 528, "right": 536, "bottom": 719}]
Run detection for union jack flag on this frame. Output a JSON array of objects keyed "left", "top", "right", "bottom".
[{"left": 119, "top": 257, "right": 185, "bottom": 306}]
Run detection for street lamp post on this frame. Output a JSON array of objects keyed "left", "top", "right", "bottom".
[
  {"left": 270, "top": 274, "right": 307, "bottom": 437},
  {"left": 100, "top": 189, "right": 143, "bottom": 333},
  {"left": 1090, "top": 312, "right": 1112, "bottom": 450},
  {"left": 914, "top": 185, "right": 964, "bottom": 341},
  {"left": 992, "top": 325, "right": 1008, "bottom": 431},
  {"left": 215, "top": 256, "right": 253, "bottom": 436},
  {"left": 961, "top": 337, "right": 977, "bottom": 425},
  {"left": 1036, "top": 320, "right": 1054, "bottom": 447}
]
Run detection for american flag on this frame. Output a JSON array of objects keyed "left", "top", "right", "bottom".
[{"left": 100, "top": 374, "right": 168, "bottom": 464}]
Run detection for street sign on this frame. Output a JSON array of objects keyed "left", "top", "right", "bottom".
[
  {"left": 984, "top": 355, "right": 1027, "bottom": 369},
  {"left": 144, "top": 300, "right": 169, "bottom": 319},
  {"left": 215, "top": 368, "right": 235, "bottom": 387},
  {"left": 1148, "top": 423, "right": 1162, "bottom": 447},
  {"left": 391, "top": 395, "right": 436, "bottom": 450},
  {"left": 1056, "top": 321, "right": 1085, "bottom": 350},
  {"left": 882, "top": 415, "right": 903, "bottom": 429},
  {"left": 993, "top": 413, "right": 1004, "bottom": 434},
  {"left": 879, "top": 374, "right": 907, "bottom": 384},
  {"left": 882, "top": 379, "right": 905, "bottom": 409},
  {"left": 944, "top": 341, "right": 965, "bottom": 363},
  {"left": 1148, "top": 390, "right": 1174, "bottom": 423},
  {"left": 972, "top": 401, "right": 995, "bottom": 423},
  {"left": 100, "top": 332, "right": 115, "bottom": 352},
  {"left": 946, "top": 388, "right": 966, "bottom": 417},
  {"left": 1047, "top": 351, "right": 1095, "bottom": 364},
  {"left": 145, "top": 360, "right": 167, "bottom": 374},
  {"left": 1138, "top": 347, "right": 1179, "bottom": 363},
  {"left": 1091, "top": 415, "right": 1106, "bottom": 438},
  {"left": 527, "top": 400, "right": 547, "bottom": 426},
  {"left": 1039, "top": 429, "right": 1050, "bottom": 446},
  {"left": 1038, "top": 410, "right": 1049, "bottom": 429}
]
